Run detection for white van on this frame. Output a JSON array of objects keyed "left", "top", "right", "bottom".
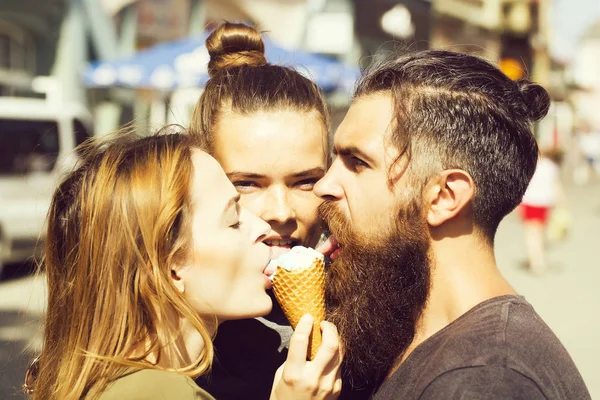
[{"left": 0, "top": 97, "right": 93, "bottom": 277}]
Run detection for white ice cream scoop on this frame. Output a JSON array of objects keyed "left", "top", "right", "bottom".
[{"left": 266, "top": 246, "right": 325, "bottom": 281}]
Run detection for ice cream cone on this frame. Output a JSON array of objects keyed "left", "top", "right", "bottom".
[{"left": 272, "top": 256, "right": 326, "bottom": 360}]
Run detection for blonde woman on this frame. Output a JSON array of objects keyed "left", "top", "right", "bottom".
[{"left": 25, "top": 129, "right": 342, "bottom": 400}]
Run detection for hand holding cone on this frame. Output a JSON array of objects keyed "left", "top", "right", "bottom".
[{"left": 270, "top": 247, "right": 326, "bottom": 360}]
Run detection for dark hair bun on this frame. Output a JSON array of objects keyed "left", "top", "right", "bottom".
[
  {"left": 515, "top": 79, "right": 551, "bottom": 122},
  {"left": 206, "top": 22, "right": 267, "bottom": 77}
]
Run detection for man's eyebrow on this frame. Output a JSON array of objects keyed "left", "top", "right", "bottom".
[
  {"left": 290, "top": 167, "right": 326, "bottom": 178},
  {"left": 334, "top": 145, "right": 376, "bottom": 165},
  {"left": 226, "top": 172, "right": 266, "bottom": 180}
]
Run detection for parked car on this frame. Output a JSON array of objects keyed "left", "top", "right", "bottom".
[{"left": 0, "top": 97, "right": 93, "bottom": 277}]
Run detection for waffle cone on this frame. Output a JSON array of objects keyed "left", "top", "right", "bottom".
[{"left": 272, "top": 257, "right": 326, "bottom": 360}]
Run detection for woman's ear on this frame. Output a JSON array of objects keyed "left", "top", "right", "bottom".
[
  {"left": 171, "top": 266, "right": 185, "bottom": 294},
  {"left": 425, "top": 169, "right": 474, "bottom": 227}
]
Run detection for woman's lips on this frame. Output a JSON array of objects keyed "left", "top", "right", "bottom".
[
  {"left": 263, "top": 247, "right": 275, "bottom": 282},
  {"left": 264, "top": 275, "right": 273, "bottom": 290},
  {"left": 263, "top": 245, "right": 293, "bottom": 280},
  {"left": 264, "top": 260, "right": 277, "bottom": 279}
]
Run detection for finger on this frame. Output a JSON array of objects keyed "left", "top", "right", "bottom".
[
  {"left": 271, "top": 364, "right": 284, "bottom": 394},
  {"left": 321, "top": 332, "right": 344, "bottom": 399},
  {"left": 333, "top": 370, "right": 343, "bottom": 396},
  {"left": 284, "top": 314, "right": 314, "bottom": 378},
  {"left": 324, "top": 321, "right": 344, "bottom": 365},
  {"left": 316, "top": 338, "right": 343, "bottom": 399},
  {"left": 312, "top": 321, "right": 342, "bottom": 375}
]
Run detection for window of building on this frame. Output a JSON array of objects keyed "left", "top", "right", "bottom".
[{"left": 0, "top": 119, "right": 60, "bottom": 175}]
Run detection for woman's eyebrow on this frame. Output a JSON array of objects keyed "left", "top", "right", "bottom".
[
  {"left": 226, "top": 172, "right": 265, "bottom": 180},
  {"left": 226, "top": 168, "right": 325, "bottom": 181},
  {"left": 290, "top": 167, "right": 326, "bottom": 178}
]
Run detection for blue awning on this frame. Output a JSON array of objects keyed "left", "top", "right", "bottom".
[{"left": 82, "top": 33, "right": 359, "bottom": 93}]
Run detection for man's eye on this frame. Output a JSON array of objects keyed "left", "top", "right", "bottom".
[
  {"left": 347, "top": 156, "right": 368, "bottom": 171},
  {"left": 353, "top": 157, "right": 368, "bottom": 167}
]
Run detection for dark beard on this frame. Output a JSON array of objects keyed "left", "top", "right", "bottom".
[{"left": 319, "top": 200, "right": 431, "bottom": 391}]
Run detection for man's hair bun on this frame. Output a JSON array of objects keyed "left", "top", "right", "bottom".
[
  {"left": 206, "top": 22, "right": 268, "bottom": 77},
  {"left": 515, "top": 79, "right": 551, "bottom": 122}
]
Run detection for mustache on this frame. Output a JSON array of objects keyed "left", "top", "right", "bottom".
[{"left": 318, "top": 201, "right": 352, "bottom": 245}]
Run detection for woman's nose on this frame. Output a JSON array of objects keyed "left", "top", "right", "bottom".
[
  {"left": 242, "top": 207, "right": 271, "bottom": 243},
  {"left": 261, "top": 186, "right": 296, "bottom": 224}
]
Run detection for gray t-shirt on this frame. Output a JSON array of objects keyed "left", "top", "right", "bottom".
[{"left": 374, "top": 295, "right": 590, "bottom": 400}]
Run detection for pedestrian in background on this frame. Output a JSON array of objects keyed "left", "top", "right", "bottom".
[{"left": 520, "top": 148, "right": 568, "bottom": 274}]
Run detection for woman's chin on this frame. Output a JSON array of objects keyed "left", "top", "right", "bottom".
[
  {"left": 256, "top": 296, "right": 274, "bottom": 317},
  {"left": 220, "top": 298, "right": 273, "bottom": 322}
]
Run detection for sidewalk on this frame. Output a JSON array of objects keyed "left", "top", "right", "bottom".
[{"left": 0, "top": 272, "right": 45, "bottom": 399}]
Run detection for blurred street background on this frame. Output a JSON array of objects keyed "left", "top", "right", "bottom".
[{"left": 1, "top": 0, "right": 599, "bottom": 398}]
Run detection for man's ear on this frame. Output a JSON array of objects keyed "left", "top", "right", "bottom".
[
  {"left": 171, "top": 266, "right": 185, "bottom": 294},
  {"left": 425, "top": 169, "right": 474, "bottom": 227}
]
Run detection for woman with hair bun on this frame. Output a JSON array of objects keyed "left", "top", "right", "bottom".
[
  {"left": 189, "top": 22, "right": 349, "bottom": 400},
  {"left": 24, "top": 128, "right": 343, "bottom": 400}
]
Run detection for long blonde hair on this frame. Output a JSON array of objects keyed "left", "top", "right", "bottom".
[{"left": 29, "top": 127, "right": 214, "bottom": 400}]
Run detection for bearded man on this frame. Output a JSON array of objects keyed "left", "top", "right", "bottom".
[{"left": 316, "top": 50, "right": 590, "bottom": 399}]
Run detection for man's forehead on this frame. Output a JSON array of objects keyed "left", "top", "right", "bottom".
[{"left": 334, "top": 94, "right": 395, "bottom": 151}]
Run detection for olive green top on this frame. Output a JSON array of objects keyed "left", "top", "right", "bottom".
[{"left": 97, "top": 369, "right": 216, "bottom": 400}]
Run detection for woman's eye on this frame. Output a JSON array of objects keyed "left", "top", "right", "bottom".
[
  {"left": 230, "top": 221, "right": 242, "bottom": 229},
  {"left": 295, "top": 178, "right": 320, "bottom": 190},
  {"left": 233, "top": 181, "right": 259, "bottom": 193}
]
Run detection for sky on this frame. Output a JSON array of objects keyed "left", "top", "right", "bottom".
[{"left": 550, "top": 0, "right": 600, "bottom": 61}]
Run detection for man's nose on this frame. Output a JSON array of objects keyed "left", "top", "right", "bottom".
[
  {"left": 314, "top": 165, "right": 344, "bottom": 201},
  {"left": 261, "top": 186, "right": 296, "bottom": 224}
]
